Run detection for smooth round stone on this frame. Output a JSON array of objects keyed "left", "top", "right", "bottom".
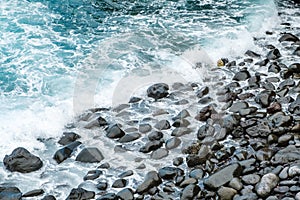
[
  {"left": 96, "top": 181, "right": 108, "bottom": 190},
  {"left": 112, "top": 179, "right": 127, "bottom": 188},
  {"left": 242, "top": 174, "right": 260, "bottom": 185},
  {"left": 278, "top": 134, "right": 293, "bottom": 146},
  {"left": 118, "top": 133, "right": 141, "bottom": 143},
  {"left": 58, "top": 132, "right": 81, "bottom": 146},
  {"left": 97, "top": 193, "right": 117, "bottom": 200},
  {"left": 98, "top": 162, "right": 110, "bottom": 169},
  {"left": 136, "top": 171, "right": 162, "bottom": 194},
  {"left": 66, "top": 188, "right": 95, "bottom": 200},
  {"left": 180, "top": 184, "right": 200, "bottom": 200},
  {"left": 233, "top": 69, "right": 251, "bottom": 81},
  {"left": 147, "top": 83, "right": 169, "bottom": 100},
  {"left": 165, "top": 137, "right": 181, "bottom": 150},
  {"left": 273, "top": 186, "right": 290, "bottom": 193},
  {"left": 118, "top": 170, "right": 134, "bottom": 178},
  {"left": 139, "top": 124, "right": 152, "bottom": 133},
  {"left": 189, "top": 168, "right": 204, "bottom": 179},
  {"left": 174, "top": 99, "right": 189, "bottom": 105},
  {"left": 136, "top": 164, "right": 146, "bottom": 169},
  {"left": 255, "top": 173, "right": 279, "bottom": 197},
  {"left": 150, "top": 148, "right": 169, "bottom": 159},
  {"left": 217, "top": 186, "right": 237, "bottom": 200}
]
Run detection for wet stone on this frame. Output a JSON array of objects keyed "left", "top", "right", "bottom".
[
  {"left": 172, "top": 109, "right": 190, "bottom": 121},
  {"left": 172, "top": 127, "right": 192, "bottom": 137},
  {"left": 75, "top": 147, "right": 104, "bottom": 163},
  {"left": 148, "top": 131, "right": 164, "bottom": 141},
  {"left": 0, "top": 187, "right": 22, "bottom": 200},
  {"left": 139, "top": 140, "right": 163, "bottom": 153},
  {"left": 117, "top": 188, "right": 134, "bottom": 200},
  {"left": 180, "top": 178, "right": 197, "bottom": 187},
  {"left": 136, "top": 171, "right": 162, "bottom": 194},
  {"left": 41, "top": 195, "right": 56, "bottom": 200},
  {"left": 279, "top": 33, "right": 300, "bottom": 42},
  {"left": 278, "top": 79, "right": 295, "bottom": 90},
  {"left": 180, "top": 184, "right": 200, "bottom": 200},
  {"left": 173, "top": 157, "right": 184, "bottom": 166},
  {"left": 267, "top": 48, "right": 281, "bottom": 60},
  {"left": 154, "top": 120, "right": 171, "bottom": 130},
  {"left": 84, "top": 170, "right": 103, "bottom": 180},
  {"left": 268, "top": 112, "right": 293, "bottom": 128},
  {"left": 198, "top": 96, "right": 214, "bottom": 104},
  {"left": 118, "top": 132, "right": 141, "bottom": 143},
  {"left": 196, "top": 86, "right": 209, "bottom": 98},
  {"left": 96, "top": 181, "right": 108, "bottom": 190},
  {"left": 288, "top": 94, "right": 300, "bottom": 114},
  {"left": 53, "top": 141, "right": 81, "bottom": 164},
  {"left": 66, "top": 188, "right": 95, "bottom": 200},
  {"left": 278, "top": 134, "right": 293, "bottom": 146},
  {"left": 267, "top": 102, "right": 282, "bottom": 114},
  {"left": 172, "top": 119, "right": 190, "bottom": 127},
  {"left": 129, "top": 96, "right": 142, "bottom": 103},
  {"left": 229, "top": 101, "right": 249, "bottom": 113},
  {"left": 165, "top": 137, "right": 181, "bottom": 150},
  {"left": 268, "top": 62, "right": 281, "bottom": 73},
  {"left": 58, "top": 132, "right": 81, "bottom": 146},
  {"left": 4, "top": 147, "right": 43, "bottom": 173},
  {"left": 98, "top": 162, "right": 110, "bottom": 169},
  {"left": 158, "top": 167, "right": 181, "bottom": 180},
  {"left": 119, "top": 170, "right": 134, "bottom": 178},
  {"left": 195, "top": 105, "right": 216, "bottom": 121},
  {"left": 97, "top": 193, "right": 117, "bottom": 200},
  {"left": 255, "top": 59, "right": 269, "bottom": 66},
  {"left": 189, "top": 168, "right": 204, "bottom": 179},
  {"left": 22, "top": 189, "right": 44, "bottom": 197},
  {"left": 112, "top": 179, "right": 127, "bottom": 188},
  {"left": 245, "top": 50, "right": 261, "bottom": 58},
  {"left": 147, "top": 83, "right": 169, "bottom": 100},
  {"left": 150, "top": 148, "right": 169, "bottom": 159},
  {"left": 255, "top": 90, "right": 276, "bottom": 108},
  {"left": 246, "top": 120, "right": 271, "bottom": 137},
  {"left": 139, "top": 124, "right": 152, "bottom": 133},
  {"left": 105, "top": 124, "right": 125, "bottom": 139}
]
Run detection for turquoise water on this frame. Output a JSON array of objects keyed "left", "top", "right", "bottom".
[{"left": 0, "top": 0, "right": 279, "bottom": 163}]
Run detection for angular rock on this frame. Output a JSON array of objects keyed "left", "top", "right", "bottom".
[
  {"left": 148, "top": 131, "right": 164, "bottom": 141},
  {"left": 118, "top": 133, "right": 141, "bottom": 143},
  {"left": 203, "top": 163, "right": 242, "bottom": 189},
  {"left": 75, "top": 147, "right": 104, "bottom": 163},
  {"left": 139, "top": 140, "right": 163, "bottom": 153},
  {"left": 195, "top": 105, "right": 216, "bottom": 121},
  {"left": 172, "top": 127, "right": 192, "bottom": 137},
  {"left": 172, "top": 109, "right": 190, "bottom": 121},
  {"left": 112, "top": 179, "right": 127, "bottom": 188},
  {"left": 165, "top": 137, "right": 181, "bottom": 150},
  {"left": 255, "top": 173, "right": 279, "bottom": 197},
  {"left": 58, "top": 132, "right": 81, "bottom": 146},
  {"left": 105, "top": 124, "right": 125, "bottom": 139},
  {"left": 136, "top": 171, "right": 162, "bottom": 194},
  {"left": 196, "top": 86, "right": 209, "bottom": 98},
  {"left": 4, "top": 147, "right": 43, "bottom": 173},
  {"left": 0, "top": 187, "right": 22, "bottom": 200},
  {"left": 84, "top": 170, "right": 103, "bottom": 180},
  {"left": 233, "top": 69, "right": 251, "bottom": 81},
  {"left": 268, "top": 112, "right": 293, "bottom": 128},
  {"left": 66, "top": 188, "right": 95, "bottom": 200},
  {"left": 147, "top": 83, "right": 169, "bottom": 100},
  {"left": 159, "top": 167, "right": 181, "bottom": 179}
]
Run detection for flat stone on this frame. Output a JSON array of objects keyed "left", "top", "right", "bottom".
[
  {"left": 172, "top": 127, "right": 192, "bottom": 137},
  {"left": 242, "top": 174, "right": 261, "bottom": 185},
  {"left": 150, "top": 148, "right": 169, "bottom": 159},
  {"left": 229, "top": 178, "right": 243, "bottom": 191},
  {"left": 139, "top": 124, "right": 152, "bottom": 133},
  {"left": 203, "top": 163, "right": 243, "bottom": 189}
]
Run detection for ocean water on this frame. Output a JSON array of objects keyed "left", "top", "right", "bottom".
[{"left": 0, "top": 0, "right": 294, "bottom": 197}]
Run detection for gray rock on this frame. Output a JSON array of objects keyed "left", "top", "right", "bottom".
[
  {"left": 196, "top": 86, "right": 209, "bottom": 98},
  {"left": 112, "top": 179, "right": 127, "bottom": 188},
  {"left": 296, "top": 192, "right": 300, "bottom": 200},
  {"left": 165, "top": 137, "right": 181, "bottom": 150},
  {"left": 279, "top": 167, "right": 289, "bottom": 179},
  {"left": 139, "top": 124, "right": 152, "bottom": 133},
  {"left": 217, "top": 186, "right": 237, "bottom": 200},
  {"left": 179, "top": 178, "right": 197, "bottom": 187},
  {"left": 267, "top": 48, "right": 281, "bottom": 60},
  {"left": 3, "top": 147, "right": 43, "bottom": 173},
  {"left": 171, "top": 127, "right": 192, "bottom": 137},
  {"left": 148, "top": 131, "right": 163, "bottom": 141},
  {"left": 118, "top": 132, "right": 141, "bottom": 143},
  {"left": 229, "top": 178, "right": 243, "bottom": 191},
  {"left": 105, "top": 124, "right": 125, "bottom": 139},
  {"left": 172, "top": 109, "right": 190, "bottom": 121},
  {"left": 147, "top": 83, "right": 169, "bottom": 100},
  {"left": 255, "top": 90, "right": 276, "bottom": 108},
  {"left": 154, "top": 120, "right": 171, "bottom": 130},
  {"left": 189, "top": 168, "right": 204, "bottom": 179},
  {"left": 117, "top": 188, "right": 134, "bottom": 200},
  {"left": 139, "top": 140, "right": 163, "bottom": 153},
  {"left": 150, "top": 148, "right": 168, "bottom": 159},
  {"left": 41, "top": 195, "right": 56, "bottom": 200},
  {"left": 245, "top": 50, "right": 261, "bottom": 58},
  {"left": 255, "top": 173, "right": 279, "bottom": 197},
  {"left": 66, "top": 188, "right": 95, "bottom": 200},
  {"left": 53, "top": 141, "right": 82, "bottom": 164},
  {"left": 22, "top": 189, "right": 44, "bottom": 197},
  {"left": 136, "top": 171, "right": 162, "bottom": 194},
  {"left": 180, "top": 184, "right": 200, "bottom": 200},
  {"left": 233, "top": 69, "right": 251, "bottom": 81},
  {"left": 0, "top": 187, "right": 22, "bottom": 200},
  {"left": 84, "top": 170, "right": 102, "bottom": 181},
  {"left": 272, "top": 145, "right": 300, "bottom": 164},
  {"left": 159, "top": 167, "right": 182, "bottom": 180},
  {"left": 242, "top": 174, "right": 260, "bottom": 185},
  {"left": 288, "top": 164, "right": 300, "bottom": 177},
  {"left": 58, "top": 132, "right": 80, "bottom": 145},
  {"left": 75, "top": 147, "right": 104, "bottom": 163},
  {"left": 203, "top": 163, "right": 243, "bottom": 189}
]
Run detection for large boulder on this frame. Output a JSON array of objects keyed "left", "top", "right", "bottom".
[{"left": 3, "top": 147, "right": 43, "bottom": 173}]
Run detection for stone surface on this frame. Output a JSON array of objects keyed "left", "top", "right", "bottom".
[
  {"left": 180, "top": 184, "right": 200, "bottom": 200},
  {"left": 147, "top": 83, "right": 169, "bottom": 100},
  {"left": 217, "top": 186, "right": 237, "bottom": 200},
  {"left": 136, "top": 171, "right": 162, "bottom": 194},
  {"left": 117, "top": 188, "right": 134, "bottom": 200},
  {"left": 3, "top": 147, "right": 43, "bottom": 173},
  {"left": 22, "top": 189, "right": 44, "bottom": 197},
  {"left": 203, "top": 163, "right": 242, "bottom": 189},
  {"left": 58, "top": 132, "right": 80, "bottom": 145},
  {"left": 65, "top": 188, "right": 95, "bottom": 200},
  {"left": 75, "top": 147, "right": 104, "bottom": 163},
  {"left": 105, "top": 124, "right": 125, "bottom": 139},
  {"left": 255, "top": 173, "right": 279, "bottom": 197},
  {"left": 0, "top": 187, "right": 22, "bottom": 200}
]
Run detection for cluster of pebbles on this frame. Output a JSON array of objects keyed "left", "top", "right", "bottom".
[{"left": 1, "top": 11, "right": 300, "bottom": 200}]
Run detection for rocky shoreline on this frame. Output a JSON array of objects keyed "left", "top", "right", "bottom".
[{"left": 1, "top": 3, "right": 300, "bottom": 200}]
